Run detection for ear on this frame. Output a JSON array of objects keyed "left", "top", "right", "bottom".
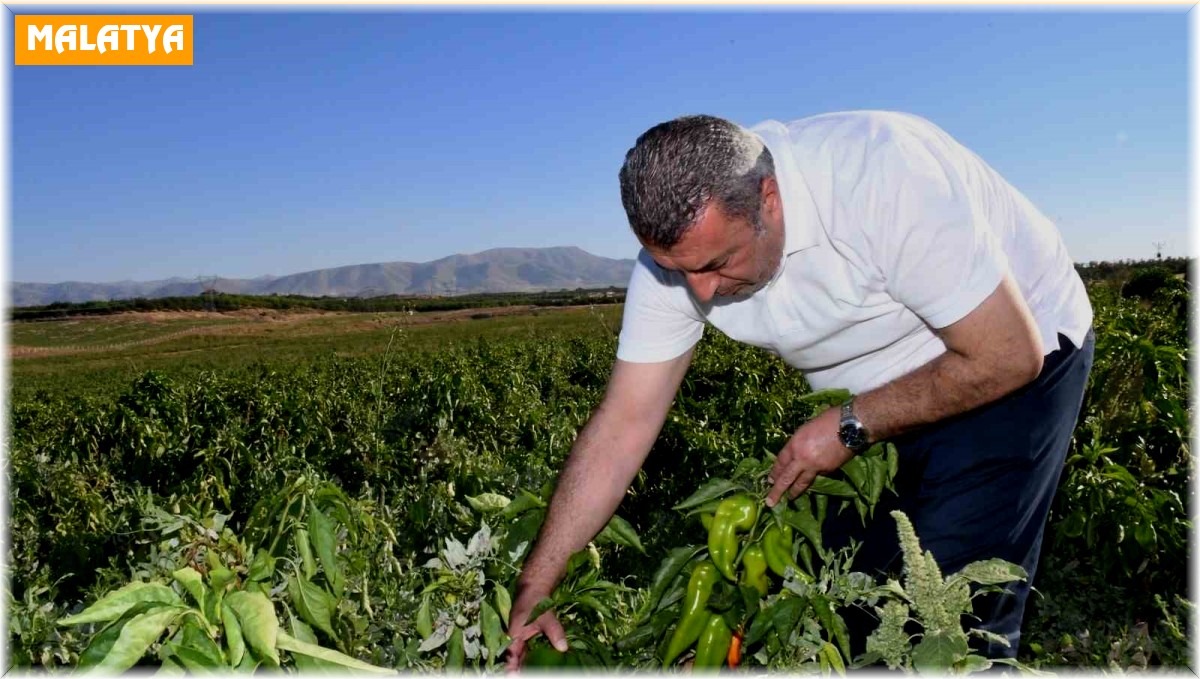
[{"left": 761, "top": 176, "right": 782, "bottom": 221}]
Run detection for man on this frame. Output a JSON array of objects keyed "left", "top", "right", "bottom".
[{"left": 504, "top": 111, "right": 1094, "bottom": 669}]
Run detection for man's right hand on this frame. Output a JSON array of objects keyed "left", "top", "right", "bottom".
[{"left": 503, "top": 587, "right": 568, "bottom": 672}]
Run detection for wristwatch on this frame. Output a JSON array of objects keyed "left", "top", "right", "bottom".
[{"left": 837, "top": 398, "right": 871, "bottom": 453}]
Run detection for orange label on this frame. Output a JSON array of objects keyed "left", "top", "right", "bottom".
[{"left": 15, "top": 15, "right": 193, "bottom": 66}]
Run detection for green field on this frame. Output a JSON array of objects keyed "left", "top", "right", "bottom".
[
  {"left": 7, "top": 281, "right": 1192, "bottom": 672},
  {"left": 10, "top": 305, "right": 623, "bottom": 398}
]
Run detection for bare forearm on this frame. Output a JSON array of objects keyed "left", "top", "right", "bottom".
[
  {"left": 855, "top": 345, "right": 1039, "bottom": 443},
  {"left": 516, "top": 401, "right": 660, "bottom": 592}
]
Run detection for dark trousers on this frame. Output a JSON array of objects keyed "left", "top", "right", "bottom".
[{"left": 824, "top": 329, "right": 1096, "bottom": 661}]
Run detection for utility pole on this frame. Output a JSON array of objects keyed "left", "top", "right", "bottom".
[{"left": 1153, "top": 241, "right": 1166, "bottom": 261}]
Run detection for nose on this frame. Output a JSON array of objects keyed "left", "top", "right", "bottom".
[{"left": 684, "top": 271, "right": 721, "bottom": 303}]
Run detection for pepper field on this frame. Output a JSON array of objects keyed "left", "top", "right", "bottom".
[{"left": 6, "top": 273, "right": 1193, "bottom": 672}]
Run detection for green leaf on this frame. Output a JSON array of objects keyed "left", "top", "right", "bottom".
[
  {"left": 178, "top": 616, "right": 224, "bottom": 666},
  {"left": 911, "top": 629, "right": 969, "bottom": 672},
  {"left": 498, "top": 490, "right": 546, "bottom": 521},
  {"left": 289, "top": 573, "right": 337, "bottom": 640},
  {"left": 746, "top": 597, "right": 805, "bottom": 645},
  {"left": 638, "top": 546, "right": 703, "bottom": 621},
  {"left": 208, "top": 566, "right": 235, "bottom": 594},
  {"left": 276, "top": 630, "right": 397, "bottom": 674},
  {"left": 480, "top": 601, "right": 504, "bottom": 656},
  {"left": 807, "top": 476, "right": 857, "bottom": 498},
  {"left": 494, "top": 586, "right": 512, "bottom": 628},
  {"left": 672, "top": 478, "right": 742, "bottom": 511},
  {"left": 287, "top": 610, "right": 345, "bottom": 673},
  {"left": 466, "top": 492, "right": 511, "bottom": 514},
  {"left": 445, "top": 628, "right": 465, "bottom": 672},
  {"left": 840, "top": 456, "right": 870, "bottom": 497},
  {"left": 595, "top": 514, "right": 646, "bottom": 553},
  {"left": 247, "top": 549, "right": 276, "bottom": 583},
  {"left": 222, "top": 602, "right": 246, "bottom": 667},
  {"left": 58, "top": 581, "right": 181, "bottom": 626},
  {"left": 93, "top": 605, "right": 185, "bottom": 673},
  {"left": 171, "top": 567, "right": 209, "bottom": 612},
  {"left": 78, "top": 601, "right": 165, "bottom": 669},
  {"left": 821, "top": 641, "right": 846, "bottom": 676},
  {"left": 170, "top": 645, "right": 226, "bottom": 673},
  {"left": 958, "top": 653, "right": 992, "bottom": 673},
  {"left": 416, "top": 595, "right": 434, "bottom": 639},
  {"left": 225, "top": 590, "right": 280, "bottom": 666},
  {"left": 953, "top": 559, "right": 1028, "bottom": 586},
  {"left": 308, "top": 505, "right": 344, "bottom": 598}
]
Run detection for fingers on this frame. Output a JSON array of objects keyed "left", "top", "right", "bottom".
[
  {"left": 787, "top": 469, "right": 818, "bottom": 500},
  {"left": 766, "top": 453, "right": 801, "bottom": 507},
  {"left": 504, "top": 636, "right": 527, "bottom": 673},
  {"left": 541, "top": 612, "right": 569, "bottom": 652}
]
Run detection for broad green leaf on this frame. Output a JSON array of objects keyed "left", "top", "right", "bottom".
[
  {"left": 445, "top": 628, "right": 465, "bottom": 672},
  {"left": 840, "top": 456, "right": 870, "bottom": 497},
  {"left": 178, "top": 617, "right": 224, "bottom": 666},
  {"left": 170, "top": 645, "right": 225, "bottom": 673},
  {"left": 286, "top": 612, "right": 351, "bottom": 673},
  {"left": 466, "top": 492, "right": 511, "bottom": 514},
  {"left": 746, "top": 596, "right": 805, "bottom": 645},
  {"left": 308, "top": 506, "right": 344, "bottom": 598},
  {"left": 247, "top": 548, "right": 276, "bottom": 583},
  {"left": 416, "top": 595, "right": 434, "bottom": 639},
  {"left": 953, "top": 559, "right": 1027, "bottom": 586},
  {"left": 498, "top": 490, "right": 546, "bottom": 521},
  {"left": 208, "top": 565, "right": 235, "bottom": 594},
  {"left": 493, "top": 586, "right": 512, "bottom": 627},
  {"left": 58, "top": 581, "right": 181, "bottom": 626},
  {"left": 222, "top": 602, "right": 246, "bottom": 667},
  {"left": 595, "top": 514, "right": 646, "bottom": 553},
  {"left": 276, "top": 630, "right": 396, "bottom": 674},
  {"left": 78, "top": 601, "right": 163, "bottom": 669},
  {"left": 636, "top": 545, "right": 703, "bottom": 621},
  {"left": 911, "top": 629, "right": 969, "bottom": 672},
  {"left": 171, "top": 567, "right": 209, "bottom": 612},
  {"left": 225, "top": 590, "right": 280, "bottom": 666},
  {"left": 672, "top": 478, "right": 742, "bottom": 511},
  {"left": 958, "top": 654, "right": 992, "bottom": 673},
  {"left": 289, "top": 573, "right": 337, "bottom": 640},
  {"left": 93, "top": 605, "right": 186, "bottom": 673},
  {"left": 480, "top": 601, "right": 504, "bottom": 656},
  {"left": 807, "top": 476, "right": 857, "bottom": 498},
  {"left": 821, "top": 641, "right": 846, "bottom": 676}
]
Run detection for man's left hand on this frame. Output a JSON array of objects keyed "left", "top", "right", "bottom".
[{"left": 766, "top": 406, "right": 855, "bottom": 507}]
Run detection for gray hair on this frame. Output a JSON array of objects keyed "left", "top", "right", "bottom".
[{"left": 618, "top": 114, "right": 775, "bottom": 249}]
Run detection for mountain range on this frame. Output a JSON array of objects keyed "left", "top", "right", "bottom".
[{"left": 12, "top": 247, "right": 638, "bottom": 307}]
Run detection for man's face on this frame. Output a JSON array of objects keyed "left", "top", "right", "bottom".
[{"left": 645, "top": 177, "right": 786, "bottom": 304}]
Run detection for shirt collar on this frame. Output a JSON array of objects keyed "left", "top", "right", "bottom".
[{"left": 750, "top": 120, "right": 823, "bottom": 257}]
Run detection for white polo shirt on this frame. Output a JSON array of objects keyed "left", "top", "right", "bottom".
[{"left": 616, "top": 110, "right": 1094, "bottom": 395}]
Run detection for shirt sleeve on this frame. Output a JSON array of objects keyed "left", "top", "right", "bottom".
[
  {"left": 616, "top": 249, "right": 705, "bottom": 363},
  {"left": 859, "top": 121, "right": 1009, "bottom": 329}
]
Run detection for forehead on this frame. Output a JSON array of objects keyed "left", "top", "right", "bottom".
[{"left": 647, "top": 201, "right": 748, "bottom": 271}]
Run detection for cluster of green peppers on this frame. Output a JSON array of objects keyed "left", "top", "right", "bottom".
[{"left": 665, "top": 493, "right": 820, "bottom": 668}]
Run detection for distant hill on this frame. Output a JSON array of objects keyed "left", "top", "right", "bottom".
[{"left": 11, "top": 247, "right": 637, "bottom": 307}]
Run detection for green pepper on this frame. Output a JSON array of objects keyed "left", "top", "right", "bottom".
[
  {"left": 739, "top": 545, "right": 770, "bottom": 596},
  {"left": 662, "top": 562, "right": 721, "bottom": 667},
  {"left": 700, "top": 512, "right": 714, "bottom": 531},
  {"left": 708, "top": 495, "right": 758, "bottom": 581},
  {"left": 694, "top": 614, "right": 733, "bottom": 669},
  {"left": 763, "top": 524, "right": 810, "bottom": 582}
]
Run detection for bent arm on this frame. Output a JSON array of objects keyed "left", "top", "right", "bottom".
[
  {"left": 855, "top": 273, "right": 1044, "bottom": 442},
  {"left": 515, "top": 348, "right": 694, "bottom": 598}
]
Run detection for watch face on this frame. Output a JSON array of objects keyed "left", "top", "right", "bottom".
[{"left": 839, "top": 422, "right": 869, "bottom": 450}]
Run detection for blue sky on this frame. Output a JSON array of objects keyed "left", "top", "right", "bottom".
[{"left": 10, "top": 7, "right": 1190, "bottom": 284}]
